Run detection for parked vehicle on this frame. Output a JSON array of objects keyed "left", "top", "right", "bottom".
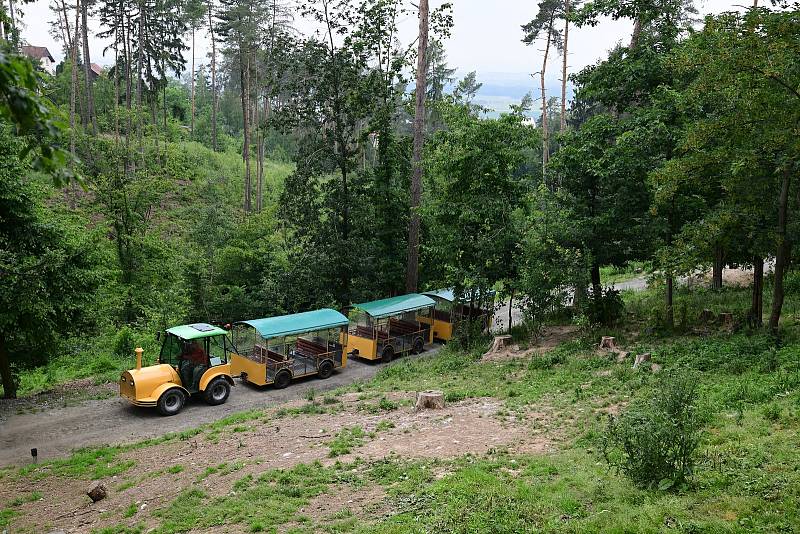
[
  {"left": 421, "top": 289, "right": 495, "bottom": 341},
  {"left": 119, "top": 323, "right": 236, "bottom": 416},
  {"left": 229, "top": 308, "right": 349, "bottom": 388},
  {"left": 345, "top": 293, "right": 435, "bottom": 363}
]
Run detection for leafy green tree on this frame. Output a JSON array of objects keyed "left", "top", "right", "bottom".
[
  {"left": 0, "top": 126, "right": 100, "bottom": 397},
  {"left": 423, "top": 109, "right": 538, "bottom": 317}
]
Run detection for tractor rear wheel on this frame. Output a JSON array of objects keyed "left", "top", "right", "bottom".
[
  {"left": 318, "top": 360, "right": 334, "bottom": 379},
  {"left": 381, "top": 346, "right": 394, "bottom": 364},
  {"left": 412, "top": 336, "right": 425, "bottom": 354},
  {"left": 204, "top": 377, "right": 231, "bottom": 406},
  {"left": 157, "top": 388, "right": 186, "bottom": 416},
  {"left": 273, "top": 370, "right": 292, "bottom": 389}
]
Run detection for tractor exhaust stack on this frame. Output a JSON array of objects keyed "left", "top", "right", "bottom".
[{"left": 135, "top": 347, "right": 143, "bottom": 370}]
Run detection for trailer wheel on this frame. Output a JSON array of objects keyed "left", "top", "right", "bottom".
[
  {"left": 318, "top": 360, "right": 334, "bottom": 379},
  {"left": 273, "top": 370, "right": 292, "bottom": 389},
  {"left": 381, "top": 346, "right": 394, "bottom": 364},
  {"left": 412, "top": 336, "right": 425, "bottom": 354},
  {"left": 157, "top": 388, "right": 186, "bottom": 416},
  {"left": 204, "top": 377, "right": 231, "bottom": 406}
]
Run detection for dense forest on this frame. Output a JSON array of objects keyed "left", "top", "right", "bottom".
[{"left": 1, "top": 0, "right": 799, "bottom": 399}]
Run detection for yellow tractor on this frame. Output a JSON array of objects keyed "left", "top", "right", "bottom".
[{"left": 119, "top": 323, "right": 236, "bottom": 416}]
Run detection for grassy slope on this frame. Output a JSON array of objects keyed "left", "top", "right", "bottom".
[
  {"left": 2, "top": 285, "right": 800, "bottom": 533},
  {"left": 4, "top": 142, "right": 294, "bottom": 399}
]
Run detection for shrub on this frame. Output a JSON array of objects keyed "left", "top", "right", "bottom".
[
  {"left": 113, "top": 326, "right": 136, "bottom": 359},
  {"left": 584, "top": 287, "right": 625, "bottom": 327},
  {"left": 602, "top": 371, "right": 702, "bottom": 489}
]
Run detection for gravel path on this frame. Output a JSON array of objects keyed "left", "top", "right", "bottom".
[{"left": 0, "top": 349, "right": 438, "bottom": 467}]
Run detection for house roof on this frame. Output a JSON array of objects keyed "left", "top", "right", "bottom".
[
  {"left": 20, "top": 45, "right": 54, "bottom": 62},
  {"left": 353, "top": 294, "right": 435, "bottom": 319},
  {"left": 237, "top": 309, "right": 349, "bottom": 340},
  {"left": 90, "top": 63, "right": 103, "bottom": 75}
]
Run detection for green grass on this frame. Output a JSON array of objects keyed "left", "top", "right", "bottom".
[
  {"left": 6, "top": 284, "right": 800, "bottom": 533},
  {"left": 151, "top": 462, "right": 334, "bottom": 534},
  {"left": 600, "top": 261, "right": 650, "bottom": 285},
  {"left": 327, "top": 427, "right": 368, "bottom": 457}
]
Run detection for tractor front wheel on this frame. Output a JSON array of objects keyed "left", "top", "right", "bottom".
[
  {"left": 412, "top": 336, "right": 425, "bottom": 354},
  {"left": 204, "top": 377, "right": 231, "bottom": 406},
  {"left": 157, "top": 388, "right": 186, "bottom": 416}
]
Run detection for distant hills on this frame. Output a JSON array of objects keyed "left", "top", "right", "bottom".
[{"left": 454, "top": 71, "right": 569, "bottom": 118}]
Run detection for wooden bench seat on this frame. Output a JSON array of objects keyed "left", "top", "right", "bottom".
[
  {"left": 296, "top": 338, "right": 327, "bottom": 357},
  {"left": 251, "top": 344, "right": 285, "bottom": 364},
  {"left": 389, "top": 318, "right": 420, "bottom": 335},
  {"left": 354, "top": 325, "right": 388, "bottom": 340}
]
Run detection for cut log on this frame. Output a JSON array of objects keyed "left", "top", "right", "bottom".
[
  {"left": 616, "top": 351, "right": 630, "bottom": 363},
  {"left": 415, "top": 390, "right": 445, "bottom": 411},
  {"left": 599, "top": 336, "right": 618, "bottom": 350},
  {"left": 86, "top": 482, "right": 107, "bottom": 502},
  {"left": 632, "top": 353, "right": 651, "bottom": 369},
  {"left": 486, "top": 335, "right": 512, "bottom": 354}
]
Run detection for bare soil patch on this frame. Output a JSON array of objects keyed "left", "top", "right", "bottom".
[{"left": 1, "top": 393, "right": 562, "bottom": 533}]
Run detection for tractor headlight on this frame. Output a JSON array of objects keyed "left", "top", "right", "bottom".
[{"left": 129, "top": 380, "right": 134, "bottom": 386}]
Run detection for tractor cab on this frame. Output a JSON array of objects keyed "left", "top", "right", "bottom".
[
  {"left": 119, "top": 323, "right": 236, "bottom": 416},
  {"left": 159, "top": 324, "right": 232, "bottom": 393}
]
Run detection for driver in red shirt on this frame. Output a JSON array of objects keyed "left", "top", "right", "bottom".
[{"left": 184, "top": 340, "right": 207, "bottom": 365}]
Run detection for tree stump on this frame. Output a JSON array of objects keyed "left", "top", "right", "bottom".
[
  {"left": 719, "top": 312, "right": 734, "bottom": 330},
  {"left": 415, "top": 390, "right": 445, "bottom": 411},
  {"left": 86, "top": 482, "right": 107, "bottom": 503},
  {"left": 616, "top": 351, "right": 630, "bottom": 363},
  {"left": 599, "top": 336, "right": 618, "bottom": 350},
  {"left": 698, "top": 309, "right": 715, "bottom": 324},
  {"left": 486, "top": 335, "right": 512, "bottom": 354},
  {"left": 632, "top": 352, "right": 651, "bottom": 369}
]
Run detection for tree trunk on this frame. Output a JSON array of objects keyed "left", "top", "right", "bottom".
[
  {"left": 751, "top": 255, "right": 764, "bottom": 327},
  {"left": 507, "top": 289, "right": 514, "bottom": 334},
  {"left": 208, "top": 1, "right": 218, "bottom": 151},
  {"left": 240, "top": 54, "right": 252, "bottom": 213},
  {"left": 136, "top": 0, "right": 145, "bottom": 160},
  {"left": 0, "top": 337, "right": 16, "bottom": 399},
  {"left": 254, "top": 54, "right": 263, "bottom": 213},
  {"left": 769, "top": 169, "right": 792, "bottom": 333},
  {"left": 665, "top": 275, "right": 674, "bottom": 329},
  {"left": 67, "top": 0, "right": 79, "bottom": 209},
  {"left": 113, "top": 20, "right": 120, "bottom": 142},
  {"left": 190, "top": 26, "right": 196, "bottom": 138},
  {"left": 629, "top": 17, "right": 642, "bottom": 49},
  {"left": 560, "top": 0, "right": 569, "bottom": 133},
  {"left": 540, "top": 15, "right": 553, "bottom": 173},
  {"left": 81, "top": 0, "right": 97, "bottom": 135},
  {"left": 590, "top": 262, "right": 601, "bottom": 293},
  {"left": 712, "top": 244, "right": 724, "bottom": 290},
  {"left": 405, "top": 0, "right": 429, "bottom": 293},
  {"left": 59, "top": 0, "right": 73, "bottom": 63}
]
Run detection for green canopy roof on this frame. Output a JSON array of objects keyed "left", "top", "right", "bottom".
[
  {"left": 354, "top": 293, "right": 435, "bottom": 319},
  {"left": 423, "top": 288, "right": 497, "bottom": 303},
  {"left": 423, "top": 288, "right": 455, "bottom": 302},
  {"left": 167, "top": 323, "right": 228, "bottom": 340},
  {"left": 237, "top": 309, "right": 349, "bottom": 340}
]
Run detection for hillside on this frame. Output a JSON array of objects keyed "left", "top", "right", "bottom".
[{"left": 2, "top": 285, "right": 800, "bottom": 533}]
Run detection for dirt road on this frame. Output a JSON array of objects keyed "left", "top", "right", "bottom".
[{"left": 0, "top": 349, "right": 438, "bottom": 467}]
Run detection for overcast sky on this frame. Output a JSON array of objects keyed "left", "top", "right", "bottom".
[{"left": 17, "top": 0, "right": 745, "bottom": 92}]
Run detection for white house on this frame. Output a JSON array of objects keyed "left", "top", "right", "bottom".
[{"left": 20, "top": 46, "right": 56, "bottom": 74}]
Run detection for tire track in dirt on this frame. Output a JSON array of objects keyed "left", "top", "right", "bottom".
[{"left": 0, "top": 348, "right": 440, "bottom": 466}]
